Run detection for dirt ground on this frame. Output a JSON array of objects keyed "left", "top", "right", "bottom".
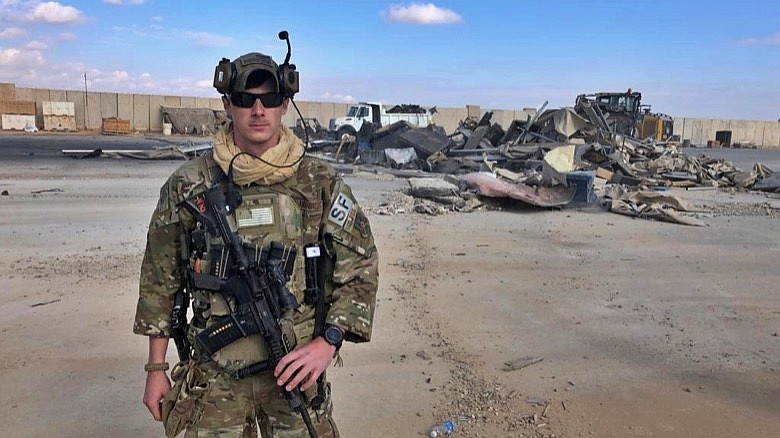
[{"left": 0, "top": 150, "right": 778, "bottom": 437}]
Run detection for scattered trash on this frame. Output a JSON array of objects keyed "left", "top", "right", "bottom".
[
  {"left": 459, "top": 172, "right": 575, "bottom": 208},
  {"left": 30, "top": 188, "right": 64, "bottom": 194},
  {"left": 502, "top": 356, "right": 544, "bottom": 371},
  {"left": 606, "top": 190, "right": 709, "bottom": 226},
  {"left": 429, "top": 419, "right": 455, "bottom": 437},
  {"left": 30, "top": 299, "right": 61, "bottom": 308},
  {"left": 416, "top": 350, "right": 432, "bottom": 361},
  {"left": 61, "top": 146, "right": 203, "bottom": 160},
  {"left": 526, "top": 396, "right": 548, "bottom": 406}
]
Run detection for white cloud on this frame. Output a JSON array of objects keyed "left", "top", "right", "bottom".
[
  {"left": 183, "top": 31, "right": 232, "bottom": 47},
  {"left": 58, "top": 32, "right": 76, "bottom": 41},
  {"left": 382, "top": 3, "right": 462, "bottom": 25},
  {"left": 110, "top": 70, "right": 128, "bottom": 81},
  {"left": 151, "top": 16, "right": 163, "bottom": 22},
  {"left": 0, "top": 48, "right": 45, "bottom": 66},
  {"left": 734, "top": 31, "right": 780, "bottom": 46},
  {"left": 195, "top": 79, "right": 213, "bottom": 88},
  {"left": 23, "top": 40, "right": 47, "bottom": 50},
  {"left": 0, "top": 27, "right": 27, "bottom": 39},
  {"left": 85, "top": 68, "right": 158, "bottom": 91},
  {"left": 319, "top": 91, "right": 356, "bottom": 103},
  {"left": 0, "top": 54, "right": 168, "bottom": 94},
  {"left": 29, "top": 2, "right": 84, "bottom": 24}
]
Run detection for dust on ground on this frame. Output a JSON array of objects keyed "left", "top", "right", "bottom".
[{"left": 0, "top": 154, "right": 778, "bottom": 437}]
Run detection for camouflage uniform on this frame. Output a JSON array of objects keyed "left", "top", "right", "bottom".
[{"left": 134, "top": 151, "right": 378, "bottom": 437}]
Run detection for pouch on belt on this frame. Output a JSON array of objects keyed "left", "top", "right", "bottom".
[{"left": 161, "top": 361, "right": 211, "bottom": 438}]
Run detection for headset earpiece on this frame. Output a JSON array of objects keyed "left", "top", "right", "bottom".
[
  {"left": 278, "top": 64, "right": 299, "bottom": 98},
  {"left": 213, "top": 58, "right": 235, "bottom": 95}
]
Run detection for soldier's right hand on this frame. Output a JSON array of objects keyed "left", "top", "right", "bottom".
[{"left": 143, "top": 371, "right": 171, "bottom": 421}]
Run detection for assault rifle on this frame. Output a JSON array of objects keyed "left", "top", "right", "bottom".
[{"left": 181, "top": 183, "right": 317, "bottom": 438}]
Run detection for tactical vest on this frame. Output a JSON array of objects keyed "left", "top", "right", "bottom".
[{"left": 180, "top": 154, "right": 327, "bottom": 372}]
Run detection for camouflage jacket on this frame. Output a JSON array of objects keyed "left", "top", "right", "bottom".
[{"left": 133, "top": 151, "right": 378, "bottom": 344}]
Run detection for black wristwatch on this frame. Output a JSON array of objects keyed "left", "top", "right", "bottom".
[{"left": 323, "top": 324, "right": 344, "bottom": 351}]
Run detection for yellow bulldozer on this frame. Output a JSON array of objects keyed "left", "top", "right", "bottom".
[{"left": 575, "top": 90, "right": 673, "bottom": 142}]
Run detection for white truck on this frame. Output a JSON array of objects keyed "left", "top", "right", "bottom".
[{"left": 328, "top": 102, "right": 434, "bottom": 140}]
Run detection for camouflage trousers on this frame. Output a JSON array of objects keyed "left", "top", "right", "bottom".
[{"left": 164, "top": 360, "right": 339, "bottom": 438}]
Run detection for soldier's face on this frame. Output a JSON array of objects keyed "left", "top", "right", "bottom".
[{"left": 224, "top": 82, "right": 288, "bottom": 154}]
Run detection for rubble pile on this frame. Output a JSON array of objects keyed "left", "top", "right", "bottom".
[{"left": 309, "top": 99, "right": 777, "bottom": 225}]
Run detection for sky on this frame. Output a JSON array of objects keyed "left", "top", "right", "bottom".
[{"left": 0, "top": 0, "right": 778, "bottom": 120}]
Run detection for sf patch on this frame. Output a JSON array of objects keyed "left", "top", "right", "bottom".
[{"left": 328, "top": 192, "right": 353, "bottom": 228}]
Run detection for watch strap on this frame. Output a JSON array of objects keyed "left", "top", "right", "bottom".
[
  {"left": 144, "top": 362, "right": 170, "bottom": 372},
  {"left": 323, "top": 325, "right": 344, "bottom": 351}
]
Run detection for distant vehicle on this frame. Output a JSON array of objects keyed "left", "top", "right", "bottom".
[
  {"left": 290, "top": 118, "right": 326, "bottom": 141},
  {"left": 575, "top": 90, "right": 673, "bottom": 141},
  {"left": 328, "top": 102, "right": 434, "bottom": 140}
]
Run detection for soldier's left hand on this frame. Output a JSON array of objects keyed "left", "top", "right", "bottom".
[{"left": 274, "top": 337, "right": 336, "bottom": 392}]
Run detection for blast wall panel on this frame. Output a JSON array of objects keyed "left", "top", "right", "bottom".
[
  {"left": 100, "top": 93, "right": 118, "bottom": 119},
  {"left": 117, "top": 94, "right": 133, "bottom": 127},
  {"left": 133, "top": 94, "right": 150, "bottom": 131}
]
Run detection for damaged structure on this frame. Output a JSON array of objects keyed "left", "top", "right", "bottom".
[{"left": 312, "top": 97, "right": 778, "bottom": 226}]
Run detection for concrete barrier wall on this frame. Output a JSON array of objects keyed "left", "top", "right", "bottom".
[
  {"left": 764, "top": 124, "right": 780, "bottom": 150},
  {"left": 431, "top": 107, "right": 465, "bottom": 133},
  {"left": 100, "top": 93, "right": 118, "bottom": 119},
  {"left": 11, "top": 85, "right": 780, "bottom": 150},
  {"left": 134, "top": 94, "right": 150, "bottom": 132},
  {"left": 86, "top": 93, "right": 101, "bottom": 129},
  {"left": 117, "top": 94, "right": 133, "bottom": 129},
  {"left": 674, "top": 117, "right": 780, "bottom": 149}
]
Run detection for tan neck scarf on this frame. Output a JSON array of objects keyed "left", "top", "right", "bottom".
[{"left": 212, "top": 123, "right": 304, "bottom": 186}]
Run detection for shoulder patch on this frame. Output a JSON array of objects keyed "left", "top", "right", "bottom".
[
  {"left": 354, "top": 213, "right": 371, "bottom": 238},
  {"left": 328, "top": 192, "right": 353, "bottom": 228}
]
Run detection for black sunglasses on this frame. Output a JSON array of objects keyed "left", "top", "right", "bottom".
[{"left": 229, "top": 91, "right": 285, "bottom": 108}]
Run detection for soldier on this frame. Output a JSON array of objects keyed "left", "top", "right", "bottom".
[{"left": 134, "top": 45, "right": 378, "bottom": 438}]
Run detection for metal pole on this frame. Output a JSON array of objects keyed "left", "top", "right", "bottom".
[{"left": 83, "top": 72, "right": 88, "bottom": 130}]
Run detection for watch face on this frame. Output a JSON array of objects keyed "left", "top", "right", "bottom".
[{"left": 325, "top": 326, "right": 343, "bottom": 345}]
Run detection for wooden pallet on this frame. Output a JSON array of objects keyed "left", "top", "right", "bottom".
[{"left": 102, "top": 117, "right": 130, "bottom": 135}]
